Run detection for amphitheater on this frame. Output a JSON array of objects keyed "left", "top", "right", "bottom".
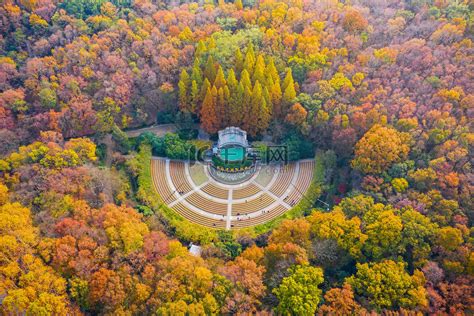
[{"left": 151, "top": 158, "right": 315, "bottom": 229}]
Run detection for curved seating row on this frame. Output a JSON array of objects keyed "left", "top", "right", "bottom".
[
  {"left": 269, "top": 164, "right": 296, "bottom": 196},
  {"left": 151, "top": 160, "right": 177, "bottom": 204},
  {"left": 201, "top": 183, "right": 229, "bottom": 200},
  {"left": 286, "top": 161, "right": 314, "bottom": 203},
  {"left": 232, "top": 194, "right": 275, "bottom": 215},
  {"left": 169, "top": 161, "right": 194, "bottom": 194},
  {"left": 233, "top": 184, "right": 260, "bottom": 200},
  {"left": 173, "top": 203, "right": 226, "bottom": 229},
  {"left": 231, "top": 205, "right": 288, "bottom": 228},
  {"left": 185, "top": 192, "right": 228, "bottom": 216}
]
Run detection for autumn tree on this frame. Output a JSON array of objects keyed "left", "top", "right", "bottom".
[
  {"left": 347, "top": 260, "right": 428, "bottom": 311},
  {"left": 285, "top": 103, "right": 307, "bottom": 129},
  {"left": 252, "top": 55, "right": 266, "bottom": 85},
  {"left": 436, "top": 227, "right": 463, "bottom": 252},
  {"left": 352, "top": 124, "right": 410, "bottom": 174},
  {"left": 308, "top": 210, "right": 367, "bottom": 259},
  {"left": 244, "top": 44, "right": 256, "bottom": 74},
  {"left": 204, "top": 55, "right": 217, "bottom": 84},
  {"left": 89, "top": 268, "right": 127, "bottom": 312},
  {"left": 178, "top": 69, "right": 191, "bottom": 112},
  {"left": 227, "top": 69, "right": 243, "bottom": 126},
  {"left": 235, "top": 0, "right": 243, "bottom": 10},
  {"left": 244, "top": 81, "right": 270, "bottom": 137},
  {"left": 273, "top": 264, "right": 324, "bottom": 315},
  {"left": 101, "top": 203, "right": 149, "bottom": 255},
  {"left": 343, "top": 9, "right": 368, "bottom": 33},
  {"left": 337, "top": 194, "right": 374, "bottom": 218},
  {"left": 2, "top": 254, "right": 71, "bottom": 315},
  {"left": 281, "top": 68, "right": 297, "bottom": 117},
  {"left": 221, "top": 257, "right": 266, "bottom": 313},
  {"left": 269, "top": 219, "right": 311, "bottom": 250},
  {"left": 264, "top": 242, "right": 308, "bottom": 289},
  {"left": 318, "top": 284, "right": 366, "bottom": 315},
  {"left": 0, "top": 201, "right": 72, "bottom": 314},
  {"left": 0, "top": 183, "right": 8, "bottom": 204},
  {"left": 400, "top": 208, "right": 438, "bottom": 265},
  {"left": 214, "top": 65, "right": 227, "bottom": 90},
  {"left": 234, "top": 48, "right": 244, "bottom": 75},
  {"left": 64, "top": 137, "right": 97, "bottom": 164},
  {"left": 200, "top": 87, "right": 219, "bottom": 134},
  {"left": 362, "top": 204, "right": 403, "bottom": 260}
]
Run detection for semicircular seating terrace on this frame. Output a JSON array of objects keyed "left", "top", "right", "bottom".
[{"left": 151, "top": 157, "right": 315, "bottom": 230}]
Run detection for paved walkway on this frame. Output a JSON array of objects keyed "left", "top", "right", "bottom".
[
  {"left": 226, "top": 189, "right": 233, "bottom": 229},
  {"left": 124, "top": 123, "right": 202, "bottom": 137},
  {"left": 125, "top": 124, "right": 179, "bottom": 138}
]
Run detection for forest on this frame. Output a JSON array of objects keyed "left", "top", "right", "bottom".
[{"left": 0, "top": 0, "right": 473, "bottom": 314}]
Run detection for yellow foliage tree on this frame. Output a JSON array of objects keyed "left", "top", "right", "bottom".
[{"left": 352, "top": 124, "right": 410, "bottom": 174}]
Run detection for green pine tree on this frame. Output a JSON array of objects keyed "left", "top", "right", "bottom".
[
  {"left": 200, "top": 78, "right": 211, "bottom": 106},
  {"left": 282, "top": 81, "right": 297, "bottom": 116},
  {"left": 195, "top": 40, "right": 206, "bottom": 58},
  {"left": 244, "top": 44, "right": 256, "bottom": 74},
  {"left": 227, "top": 68, "right": 238, "bottom": 88},
  {"left": 241, "top": 85, "right": 252, "bottom": 132},
  {"left": 208, "top": 36, "right": 216, "bottom": 49},
  {"left": 191, "top": 60, "right": 203, "bottom": 86},
  {"left": 190, "top": 80, "right": 200, "bottom": 114},
  {"left": 252, "top": 54, "right": 266, "bottom": 85},
  {"left": 266, "top": 57, "right": 279, "bottom": 83},
  {"left": 263, "top": 85, "right": 272, "bottom": 116},
  {"left": 282, "top": 68, "right": 295, "bottom": 92},
  {"left": 214, "top": 65, "right": 227, "bottom": 90},
  {"left": 258, "top": 96, "right": 271, "bottom": 135},
  {"left": 271, "top": 80, "right": 283, "bottom": 118},
  {"left": 234, "top": 48, "right": 244, "bottom": 77},
  {"left": 204, "top": 55, "right": 217, "bottom": 83},
  {"left": 240, "top": 69, "right": 252, "bottom": 90},
  {"left": 229, "top": 81, "right": 244, "bottom": 127},
  {"left": 178, "top": 69, "right": 190, "bottom": 112},
  {"left": 217, "top": 86, "right": 226, "bottom": 129}
]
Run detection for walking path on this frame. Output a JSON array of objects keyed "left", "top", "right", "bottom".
[
  {"left": 226, "top": 189, "right": 233, "bottom": 229},
  {"left": 124, "top": 124, "right": 177, "bottom": 137}
]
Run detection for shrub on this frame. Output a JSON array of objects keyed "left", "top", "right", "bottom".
[{"left": 392, "top": 178, "right": 409, "bottom": 193}]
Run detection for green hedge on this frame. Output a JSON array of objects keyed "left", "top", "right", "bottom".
[{"left": 135, "top": 144, "right": 220, "bottom": 244}]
